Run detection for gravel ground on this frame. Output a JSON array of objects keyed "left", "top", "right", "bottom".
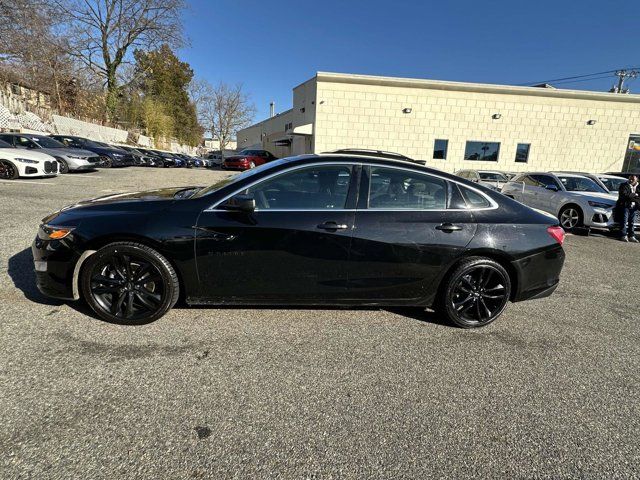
[{"left": 0, "top": 167, "right": 639, "bottom": 479}]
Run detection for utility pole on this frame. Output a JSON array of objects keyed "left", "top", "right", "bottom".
[{"left": 610, "top": 69, "right": 639, "bottom": 93}]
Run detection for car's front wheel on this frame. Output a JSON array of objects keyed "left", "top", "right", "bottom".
[
  {"left": 440, "top": 257, "right": 511, "bottom": 328},
  {"left": 57, "top": 158, "right": 70, "bottom": 174},
  {"left": 559, "top": 205, "right": 583, "bottom": 231},
  {"left": 80, "top": 242, "right": 179, "bottom": 324},
  {"left": 0, "top": 160, "right": 18, "bottom": 179}
]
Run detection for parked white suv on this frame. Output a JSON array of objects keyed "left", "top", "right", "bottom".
[
  {"left": 502, "top": 172, "right": 619, "bottom": 231},
  {"left": 0, "top": 139, "right": 58, "bottom": 179}
]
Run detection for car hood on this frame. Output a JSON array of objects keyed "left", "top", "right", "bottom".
[
  {"left": 0, "top": 148, "right": 55, "bottom": 162},
  {"left": 567, "top": 191, "right": 617, "bottom": 203},
  {"left": 39, "top": 147, "right": 97, "bottom": 158},
  {"left": 42, "top": 186, "right": 204, "bottom": 225}
]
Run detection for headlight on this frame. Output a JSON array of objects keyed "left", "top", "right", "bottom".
[
  {"left": 40, "top": 224, "right": 75, "bottom": 240},
  {"left": 14, "top": 157, "right": 39, "bottom": 164},
  {"left": 111, "top": 153, "right": 123, "bottom": 158},
  {"left": 66, "top": 155, "right": 88, "bottom": 160},
  {"left": 588, "top": 201, "right": 614, "bottom": 209}
]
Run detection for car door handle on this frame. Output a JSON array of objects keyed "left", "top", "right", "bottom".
[
  {"left": 317, "top": 222, "right": 348, "bottom": 230},
  {"left": 436, "top": 223, "right": 463, "bottom": 232}
]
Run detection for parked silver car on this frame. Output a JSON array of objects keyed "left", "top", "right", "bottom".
[
  {"left": 502, "top": 172, "right": 621, "bottom": 231},
  {"left": 455, "top": 169, "right": 510, "bottom": 191},
  {"left": 0, "top": 133, "right": 102, "bottom": 173}
]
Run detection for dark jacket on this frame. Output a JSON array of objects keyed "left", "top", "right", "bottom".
[{"left": 617, "top": 182, "right": 640, "bottom": 209}]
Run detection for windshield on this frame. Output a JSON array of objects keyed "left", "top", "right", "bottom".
[
  {"left": 30, "top": 136, "right": 65, "bottom": 148},
  {"left": 557, "top": 175, "right": 607, "bottom": 193},
  {"left": 599, "top": 176, "right": 626, "bottom": 192},
  {"left": 85, "top": 139, "right": 110, "bottom": 148},
  {"left": 479, "top": 172, "right": 508, "bottom": 182},
  {"left": 0, "top": 139, "right": 12, "bottom": 148},
  {"left": 193, "top": 158, "right": 289, "bottom": 198}
]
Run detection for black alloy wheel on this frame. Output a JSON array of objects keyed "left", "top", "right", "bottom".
[
  {"left": 441, "top": 258, "right": 511, "bottom": 328},
  {"left": 0, "top": 160, "right": 18, "bottom": 179},
  {"left": 57, "top": 158, "right": 70, "bottom": 174},
  {"left": 81, "top": 242, "right": 179, "bottom": 324}
]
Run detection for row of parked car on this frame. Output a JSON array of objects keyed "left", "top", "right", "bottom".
[
  {"left": 455, "top": 168, "right": 637, "bottom": 233},
  {"left": 0, "top": 132, "right": 215, "bottom": 180}
]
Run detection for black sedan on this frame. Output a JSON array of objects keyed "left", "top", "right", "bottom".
[{"left": 32, "top": 155, "right": 566, "bottom": 328}]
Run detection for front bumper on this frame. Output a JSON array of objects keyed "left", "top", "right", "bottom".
[
  {"left": 512, "top": 245, "right": 565, "bottom": 302},
  {"left": 32, "top": 234, "right": 80, "bottom": 300}
]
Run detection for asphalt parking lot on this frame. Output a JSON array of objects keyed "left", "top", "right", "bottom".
[{"left": 1, "top": 167, "right": 639, "bottom": 479}]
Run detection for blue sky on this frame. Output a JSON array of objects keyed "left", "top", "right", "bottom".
[{"left": 180, "top": 0, "right": 640, "bottom": 121}]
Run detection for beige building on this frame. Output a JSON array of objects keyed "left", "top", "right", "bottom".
[{"left": 238, "top": 72, "right": 640, "bottom": 173}]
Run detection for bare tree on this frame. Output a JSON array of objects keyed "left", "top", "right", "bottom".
[
  {"left": 53, "top": 0, "right": 186, "bottom": 121},
  {"left": 196, "top": 82, "right": 256, "bottom": 155}
]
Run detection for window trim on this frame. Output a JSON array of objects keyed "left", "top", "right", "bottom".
[
  {"left": 463, "top": 140, "right": 501, "bottom": 162},
  {"left": 206, "top": 161, "right": 498, "bottom": 212}
]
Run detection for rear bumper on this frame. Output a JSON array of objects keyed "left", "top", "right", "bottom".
[{"left": 511, "top": 245, "right": 565, "bottom": 302}]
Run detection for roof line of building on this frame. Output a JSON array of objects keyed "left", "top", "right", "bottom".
[
  {"left": 315, "top": 71, "right": 640, "bottom": 104},
  {"left": 245, "top": 108, "right": 294, "bottom": 129}
]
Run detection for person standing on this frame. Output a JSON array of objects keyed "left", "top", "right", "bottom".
[{"left": 617, "top": 174, "right": 640, "bottom": 242}]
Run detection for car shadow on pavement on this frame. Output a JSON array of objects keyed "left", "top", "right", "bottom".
[{"left": 8, "top": 247, "right": 63, "bottom": 306}]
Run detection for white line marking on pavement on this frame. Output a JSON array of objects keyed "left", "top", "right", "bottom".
[{"left": 0, "top": 179, "right": 54, "bottom": 185}]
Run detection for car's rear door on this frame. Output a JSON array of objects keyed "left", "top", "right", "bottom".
[
  {"left": 345, "top": 165, "right": 478, "bottom": 302},
  {"left": 193, "top": 163, "right": 358, "bottom": 303}
]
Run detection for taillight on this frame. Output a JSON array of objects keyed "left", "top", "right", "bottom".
[{"left": 547, "top": 226, "right": 565, "bottom": 246}]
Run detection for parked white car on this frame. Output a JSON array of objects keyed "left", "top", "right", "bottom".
[
  {"left": 0, "top": 139, "right": 58, "bottom": 179},
  {"left": 502, "top": 172, "right": 619, "bottom": 231},
  {"left": 455, "top": 169, "right": 510, "bottom": 191},
  {"left": 596, "top": 173, "right": 627, "bottom": 194}
]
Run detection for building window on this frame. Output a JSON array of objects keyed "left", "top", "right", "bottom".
[
  {"left": 515, "top": 143, "right": 530, "bottom": 163},
  {"left": 464, "top": 141, "right": 500, "bottom": 161},
  {"left": 433, "top": 139, "right": 448, "bottom": 159}
]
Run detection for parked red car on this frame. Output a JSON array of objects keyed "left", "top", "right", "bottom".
[{"left": 222, "top": 149, "right": 278, "bottom": 170}]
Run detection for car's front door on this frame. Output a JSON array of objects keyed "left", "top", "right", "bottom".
[
  {"left": 530, "top": 174, "right": 562, "bottom": 213},
  {"left": 194, "top": 163, "right": 358, "bottom": 303},
  {"left": 345, "top": 165, "right": 478, "bottom": 302}
]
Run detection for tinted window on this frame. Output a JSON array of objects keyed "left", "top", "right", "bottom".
[
  {"left": 368, "top": 167, "right": 447, "bottom": 210},
  {"left": 515, "top": 143, "right": 530, "bottom": 163},
  {"left": 458, "top": 185, "right": 492, "bottom": 209},
  {"left": 246, "top": 165, "right": 352, "bottom": 210},
  {"left": 556, "top": 175, "right": 607, "bottom": 193},
  {"left": 464, "top": 141, "right": 500, "bottom": 161},
  {"left": 0, "top": 139, "right": 12, "bottom": 148},
  {"left": 28, "top": 136, "right": 65, "bottom": 148},
  {"left": 15, "top": 136, "right": 38, "bottom": 148},
  {"left": 530, "top": 174, "right": 561, "bottom": 189},
  {"left": 433, "top": 139, "right": 448, "bottom": 159}
]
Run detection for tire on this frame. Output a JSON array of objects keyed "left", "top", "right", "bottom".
[
  {"left": 438, "top": 257, "right": 511, "bottom": 328},
  {"left": 559, "top": 205, "right": 583, "bottom": 231},
  {"left": 80, "top": 242, "right": 179, "bottom": 324},
  {"left": 0, "top": 160, "right": 18, "bottom": 179},
  {"left": 57, "top": 158, "right": 70, "bottom": 174}
]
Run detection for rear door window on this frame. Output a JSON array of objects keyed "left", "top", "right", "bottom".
[{"left": 368, "top": 167, "right": 447, "bottom": 210}]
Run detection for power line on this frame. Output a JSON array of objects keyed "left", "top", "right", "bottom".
[{"left": 517, "top": 66, "right": 640, "bottom": 87}]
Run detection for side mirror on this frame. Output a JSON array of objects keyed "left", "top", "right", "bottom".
[
  {"left": 222, "top": 193, "right": 255, "bottom": 212},
  {"left": 545, "top": 184, "right": 559, "bottom": 191}
]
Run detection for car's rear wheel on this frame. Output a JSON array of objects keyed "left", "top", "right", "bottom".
[
  {"left": 440, "top": 258, "right": 511, "bottom": 328},
  {"left": 559, "top": 205, "right": 583, "bottom": 231},
  {"left": 57, "top": 158, "right": 70, "bottom": 174},
  {"left": 0, "top": 160, "right": 18, "bottom": 179},
  {"left": 80, "top": 242, "right": 179, "bottom": 324}
]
